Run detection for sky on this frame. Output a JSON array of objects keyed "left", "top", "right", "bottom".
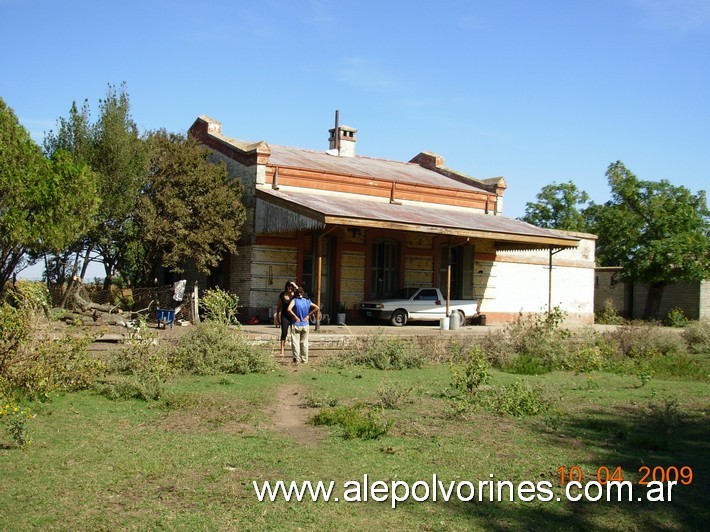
[{"left": 2, "top": 0, "right": 709, "bottom": 278}]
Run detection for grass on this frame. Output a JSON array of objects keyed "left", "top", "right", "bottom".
[{"left": 1, "top": 363, "right": 709, "bottom": 530}]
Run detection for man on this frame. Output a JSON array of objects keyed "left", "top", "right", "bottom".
[{"left": 287, "top": 288, "right": 319, "bottom": 364}]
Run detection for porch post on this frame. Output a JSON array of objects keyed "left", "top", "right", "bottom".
[
  {"left": 547, "top": 247, "right": 563, "bottom": 316},
  {"left": 315, "top": 233, "right": 323, "bottom": 331},
  {"left": 446, "top": 244, "right": 451, "bottom": 315}
]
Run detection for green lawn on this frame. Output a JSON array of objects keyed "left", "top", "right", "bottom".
[{"left": 1, "top": 364, "right": 708, "bottom": 530}]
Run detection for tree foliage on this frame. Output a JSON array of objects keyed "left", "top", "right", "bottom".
[
  {"left": 1, "top": 97, "right": 98, "bottom": 292},
  {"left": 44, "top": 83, "right": 147, "bottom": 287},
  {"left": 588, "top": 162, "right": 710, "bottom": 318},
  {"left": 127, "top": 130, "right": 246, "bottom": 286},
  {"left": 521, "top": 180, "right": 590, "bottom": 231}
]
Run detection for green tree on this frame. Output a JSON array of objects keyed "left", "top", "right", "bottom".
[
  {"left": 44, "top": 83, "right": 147, "bottom": 288},
  {"left": 128, "top": 130, "right": 246, "bottom": 285},
  {"left": 588, "top": 161, "right": 710, "bottom": 319},
  {"left": 521, "top": 180, "right": 590, "bottom": 231},
  {"left": 0, "top": 97, "right": 98, "bottom": 293}
]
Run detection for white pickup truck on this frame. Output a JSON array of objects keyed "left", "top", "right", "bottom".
[{"left": 359, "top": 287, "right": 478, "bottom": 326}]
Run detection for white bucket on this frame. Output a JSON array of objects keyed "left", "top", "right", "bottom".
[{"left": 440, "top": 317, "right": 450, "bottom": 330}]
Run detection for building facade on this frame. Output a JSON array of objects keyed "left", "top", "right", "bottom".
[{"left": 189, "top": 115, "right": 596, "bottom": 325}]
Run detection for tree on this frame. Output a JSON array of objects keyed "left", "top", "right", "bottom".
[
  {"left": 128, "top": 130, "right": 246, "bottom": 285},
  {"left": 521, "top": 180, "right": 590, "bottom": 231},
  {"left": 44, "top": 83, "right": 147, "bottom": 288},
  {"left": 588, "top": 161, "right": 710, "bottom": 319},
  {"left": 0, "top": 97, "right": 98, "bottom": 293}
]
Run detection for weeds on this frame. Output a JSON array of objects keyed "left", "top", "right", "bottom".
[
  {"left": 331, "top": 332, "right": 426, "bottom": 370},
  {"left": 96, "top": 333, "right": 171, "bottom": 401},
  {"left": 311, "top": 403, "right": 390, "bottom": 439},
  {"left": 665, "top": 307, "right": 689, "bottom": 328},
  {"left": 490, "top": 379, "right": 553, "bottom": 418},
  {"left": 0, "top": 392, "right": 35, "bottom": 448},
  {"left": 377, "top": 379, "right": 414, "bottom": 409},
  {"left": 683, "top": 319, "right": 710, "bottom": 354},
  {"left": 449, "top": 344, "right": 491, "bottom": 393}
]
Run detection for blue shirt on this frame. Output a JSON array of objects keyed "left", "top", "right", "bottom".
[{"left": 291, "top": 298, "right": 312, "bottom": 327}]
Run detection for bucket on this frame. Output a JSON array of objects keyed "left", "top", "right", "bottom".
[
  {"left": 440, "top": 317, "right": 450, "bottom": 330},
  {"left": 478, "top": 314, "right": 487, "bottom": 326}
]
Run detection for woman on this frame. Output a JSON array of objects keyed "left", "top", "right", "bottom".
[{"left": 276, "top": 280, "right": 298, "bottom": 356}]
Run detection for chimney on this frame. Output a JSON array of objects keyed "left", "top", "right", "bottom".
[{"left": 328, "top": 110, "right": 357, "bottom": 157}]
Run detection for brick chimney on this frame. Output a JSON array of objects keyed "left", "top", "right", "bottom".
[{"left": 327, "top": 110, "right": 357, "bottom": 157}]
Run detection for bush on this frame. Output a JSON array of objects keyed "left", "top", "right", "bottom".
[
  {"left": 200, "top": 287, "right": 240, "bottom": 325},
  {"left": 98, "top": 333, "right": 172, "bottom": 401},
  {"left": 311, "top": 403, "right": 390, "bottom": 439},
  {"left": 377, "top": 379, "right": 414, "bottom": 409},
  {"left": 171, "top": 321, "right": 274, "bottom": 375},
  {"left": 563, "top": 346, "right": 606, "bottom": 374},
  {"left": 4, "top": 331, "right": 103, "bottom": 401},
  {"left": 333, "top": 333, "right": 426, "bottom": 370},
  {"left": 683, "top": 320, "right": 710, "bottom": 354},
  {"left": 490, "top": 379, "right": 553, "bottom": 418},
  {"left": 665, "top": 307, "right": 690, "bottom": 328},
  {"left": 449, "top": 344, "right": 491, "bottom": 392},
  {"left": 603, "top": 324, "right": 687, "bottom": 359},
  {"left": 484, "top": 308, "right": 575, "bottom": 374},
  {"left": 595, "top": 299, "right": 625, "bottom": 325}
]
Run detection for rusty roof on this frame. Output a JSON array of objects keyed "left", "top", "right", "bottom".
[{"left": 257, "top": 187, "right": 579, "bottom": 248}]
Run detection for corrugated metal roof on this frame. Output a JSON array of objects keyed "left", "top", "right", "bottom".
[
  {"left": 267, "top": 144, "right": 491, "bottom": 193},
  {"left": 256, "top": 187, "right": 579, "bottom": 247}
]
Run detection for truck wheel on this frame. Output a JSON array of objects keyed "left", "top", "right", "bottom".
[
  {"left": 457, "top": 310, "right": 466, "bottom": 326},
  {"left": 391, "top": 310, "right": 407, "bottom": 327}
]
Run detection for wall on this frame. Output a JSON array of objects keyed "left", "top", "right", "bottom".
[
  {"left": 480, "top": 234, "right": 596, "bottom": 324},
  {"left": 631, "top": 281, "right": 701, "bottom": 320},
  {"left": 594, "top": 268, "right": 626, "bottom": 315}
]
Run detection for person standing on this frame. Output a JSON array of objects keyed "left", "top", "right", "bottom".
[
  {"left": 276, "top": 281, "right": 297, "bottom": 357},
  {"left": 287, "top": 288, "right": 319, "bottom": 364}
]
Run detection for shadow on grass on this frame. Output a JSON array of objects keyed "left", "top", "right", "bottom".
[{"left": 436, "top": 399, "right": 709, "bottom": 530}]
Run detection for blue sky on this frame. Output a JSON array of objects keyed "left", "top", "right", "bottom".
[{"left": 2, "top": 0, "right": 709, "bottom": 224}]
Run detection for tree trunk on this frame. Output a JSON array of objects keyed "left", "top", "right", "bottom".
[{"left": 642, "top": 282, "right": 666, "bottom": 321}]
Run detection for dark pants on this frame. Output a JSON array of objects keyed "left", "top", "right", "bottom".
[{"left": 280, "top": 315, "right": 292, "bottom": 341}]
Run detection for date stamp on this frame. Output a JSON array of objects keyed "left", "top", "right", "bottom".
[{"left": 557, "top": 465, "right": 694, "bottom": 486}]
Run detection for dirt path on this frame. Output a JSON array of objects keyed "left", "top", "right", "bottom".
[{"left": 268, "top": 382, "right": 325, "bottom": 447}]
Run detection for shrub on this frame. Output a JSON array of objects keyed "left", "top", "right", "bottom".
[
  {"left": 303, "top": 392, "right": 339, "bottom": 408},
  {"left": 333, "top": 333, "right": 425, "bottom": 370},
  {"left": 7, "top": 280, "right": 50, "bottom": 316},
  {"left": 603, "top": 324, "right": 687, "bottom": 360},
  {"left": 171, "top": 321, "right": 274, "bottom": 375},
  {"left": 563, "top": 346, "right": 606, "bottom": 374},
  {"left": 665, "top": 307, "right": 690, "bottom": 328},
  {"left": 4, "top": 331, "right": 103, "bottom": 401},
  {"left": 311, "top": 403, "right": 390, "bottom": 439},
  {"left": 484, "top": 307, "right": 574, "bottom": 374},
  {"left": 490, "top": 379, "right": 553, "bottom": 418},
  {"left": 449, "top": 344, "right": 491, "bottom": 393},
  {"left": 377, "top": 379, "right": 414, "bottom": 409},
  {"left": 98, "top": 333, "right": 171, "bottom": 401},
  {"left": 0, "top": 302, "right": 30, "bottom": 375},
  {"left": 595, "top": 299, "right": 625, "bottom": 325},
  {"left": 683, "top": 320, "right": 710, "bottom": 354},
  {"left": 200, "top": 287, "right": 240, "bottom": 325}
]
